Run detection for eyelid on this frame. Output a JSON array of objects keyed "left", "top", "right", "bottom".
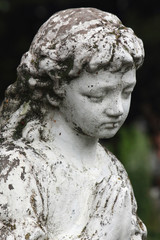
[
  {"left": 83, "top": 94, "right": 104, "bottom": 103},
  {"left": 124, "top": 82, "right": 136, "bottom": 89},
  {"left": 123, "top": 89, "right": 133, "bottom": 93},
  {"left": 122, "top": 89, "right": 133, "bottom": 99},
  {"left": 88, "top": 96, "right": 103, "bottom": 99},
  {"left": 82, "top": 92, "right": 105, "bottom": 98},
  {"left": 123, "top": 85, "right": 135, "bottom": 93}
]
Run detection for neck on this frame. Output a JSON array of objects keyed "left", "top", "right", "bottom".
[{"left": 43, "top": 110, "right": 99, "bottom": 169}]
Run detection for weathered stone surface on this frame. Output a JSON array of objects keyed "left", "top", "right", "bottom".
[
  {"left": 0, "top": 139, "right": 147, "bottom": 239},
  {"left": 0, "top": 8, "right": 146, "bottom": 240}
]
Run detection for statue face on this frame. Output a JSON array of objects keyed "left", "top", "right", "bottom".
[{"left": 59, "top": 69, "right": 136, "bottom": 139}]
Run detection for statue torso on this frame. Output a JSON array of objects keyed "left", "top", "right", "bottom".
[{"left": 0, "top": 139, "right": 147, "bottom": 240}]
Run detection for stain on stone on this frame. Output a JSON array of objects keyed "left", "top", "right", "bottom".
[
  {"left": 18, "top": 150, "right": 26, "bottom": 157},
  {"left": 25, "top": 233, "right": 31, "bottom": 239},
  {"left": 30, "top": 193, "right": 37, "bottom": 215},
  {"left": 0, "top": 155, "right": 20, "bottom": 182},
  {"left": 21, "top": 166, "right": 26, "bottom": 180},
  {"left": 27, "top": 208, "right": 31, "bottom": 215},
  {"left": 6, "top": 222, "right": 16, "bottom": 231},
  {"left": 111, "top": 193, "right": 118, "bottom": 213},
  {"left": 1, "top": 203, "right": 8, "bottom": 210},
  {"left": 73, "top": 125, "right": 86, "bottom": 135},
  {"left": 104, "top": 198, "right": 109, "bottom": 209},
  {"left": 8, "top": 184, "right": 14, "bottom": 190},
  {"left": 6, "top": 143, "right": 15, "bottom": 151},
  {"left": 137, "top": 217, "right": 145, "bottom": 231}
]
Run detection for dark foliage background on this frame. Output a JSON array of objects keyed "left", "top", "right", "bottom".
[{"left": 1, "top": 0, "right": 160, "bottom": 239}]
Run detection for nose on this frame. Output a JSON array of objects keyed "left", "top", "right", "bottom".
[{"left": 104, "top": 98, "right": 124, "bottom": 118}]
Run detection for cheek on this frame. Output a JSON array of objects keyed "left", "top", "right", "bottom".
[
  {"left": 61, "top": 98, "right": 89, "bottom": 125},
  {"left": 123, "top": 99, "right": 131, "bottom": 118},
  {"left": 60, "top": 92, "right": 102, "bottom": 135},
  {"left": 71, "top": 104, "right": 101, "bottom": 134},
  {"left": 73, "top": 105, "right": 97, "bottom": 126}
]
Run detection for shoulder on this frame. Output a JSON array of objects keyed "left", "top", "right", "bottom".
[
  {"left": 0, "top": 139, "right": 39, "bottom": 193},
  {"left": 0, "top": 139, "right": 55, "bottom": 177},
  {"left": 0, "top": 140, "right": 45, "bottom": 222},
  {"left": 0, "top": 140, "right": 31, "bottom": 183}
]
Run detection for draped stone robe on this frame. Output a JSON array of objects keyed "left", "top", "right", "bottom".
[{"left": 0, "top": 139, "right": 147, "bottom": 240}]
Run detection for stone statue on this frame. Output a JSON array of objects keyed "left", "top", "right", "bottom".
[{"left": 0, "top": 8, "right": 147, "bottom": 240}]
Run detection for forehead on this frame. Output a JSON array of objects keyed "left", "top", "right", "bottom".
[{"left": 70, "top": 69, "right": 136, "bottom": 90}]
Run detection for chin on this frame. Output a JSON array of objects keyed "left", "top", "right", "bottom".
[
  {"left": 97, "top": 128, "right": 120, "bottom": 139},
  {"left": 76, "top": 126, "right": 120, "bottom": 139}
]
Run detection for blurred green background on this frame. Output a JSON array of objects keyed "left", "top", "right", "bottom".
[{"left": 0, "top": 0, "right": 160, "bottom": 239}]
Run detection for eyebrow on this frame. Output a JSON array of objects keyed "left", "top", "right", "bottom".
[
  {"left": 80, "top": 78, "right": 136, "bottom": 92},
  {"left": 81, "top": 86, "right": 117, "bottom": 94},
  {"left": 94, "top": 81, "right": 136, "bottom": 90}
]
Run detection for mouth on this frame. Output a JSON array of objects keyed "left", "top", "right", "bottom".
[{"left": 100, "top": 122, "right": 121, "bottom": 129}]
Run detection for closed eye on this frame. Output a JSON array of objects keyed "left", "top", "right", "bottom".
[
  {"left": 122, "top": 89, "right": 134, "bottom": 99},
  {"left": 84, "top": 95, "right": 104, "bottom": 103}
]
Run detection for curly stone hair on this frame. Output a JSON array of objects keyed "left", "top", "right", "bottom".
[{"left": 0, "top": 8, "right": 144, "bottom": 140}]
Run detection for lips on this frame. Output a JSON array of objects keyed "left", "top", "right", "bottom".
[{"left": 100, "top": 122, "right": 120, "bottom": 129}]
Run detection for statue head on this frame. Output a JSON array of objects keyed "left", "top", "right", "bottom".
[
  {"left": 0, "top": 8, "right": 144, "bottom": 140},
  {"left": 17, "top": 7, "right": 144, "bottom": 106}
]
